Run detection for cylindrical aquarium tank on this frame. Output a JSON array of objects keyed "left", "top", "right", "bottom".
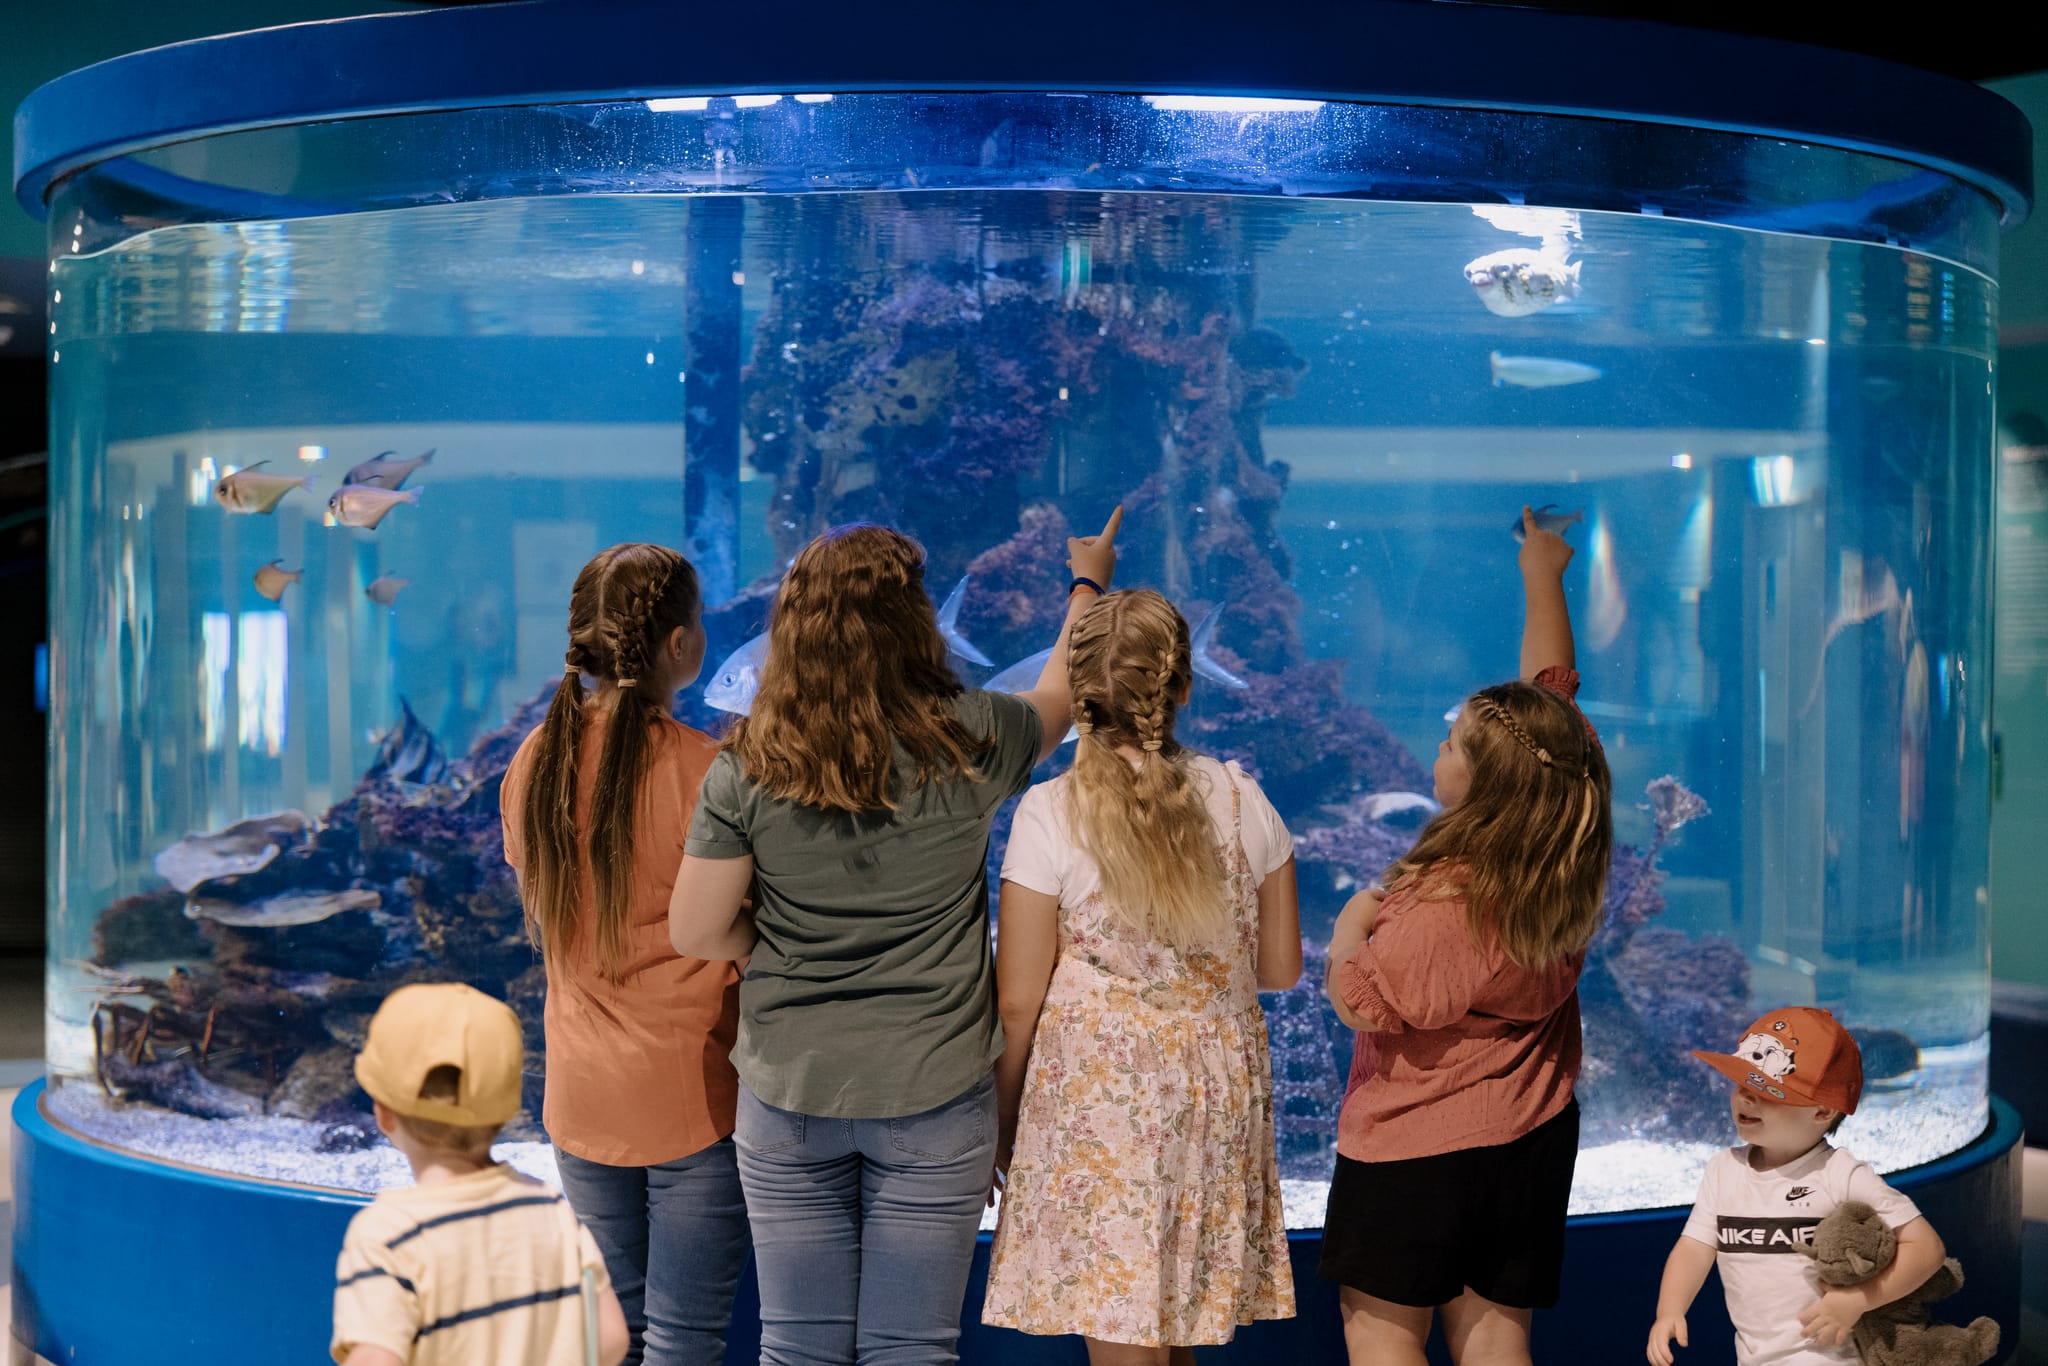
[{"left": 10, "top": 4, "right": 2031, "bottom": 1362}]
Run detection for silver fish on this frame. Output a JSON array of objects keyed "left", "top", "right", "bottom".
[
  {"left": 1464, "top": 248, "right": 1581, "bottom": 318},
  {"left": 152, "top": 810, "right": 314, "bottom": 892},
  {"left": 328, "top": 483, "right": 422, "bottom": 530},
  {"left": 1510, "top": 504, "right": 1584, "bottom": 544},
  {"left": 1489, "top": 351, "right": 1602, "bottom": 389},
  {"left": 253, "top": 559, "right": 302, "bottom": 602},
  {"left": 1353, "top": 791, "right": 1441, "bottom": 821},
  {"left": 936, "top": 576, "right": 991, "bottom": 666},
  {"left": 343, "top": 447, "right": 434, "bottom": 490},
  {"left": 703, "top": 633, "right": 770, "bottom": 716},
  {"left": 185, "top": 888, "right": 381, "bottom": 928},
  {"left": 984, "top": 647, "right": 1078, "bottom": 747},
  {"left": 364, "top": 575, "right": 410, "bottom": 606},
  {"left": 214, "top": 462, "right": 314, "bottom": 514},
  {"left": 1189, "top": 603, "right": 1250, "bottom": 689}
]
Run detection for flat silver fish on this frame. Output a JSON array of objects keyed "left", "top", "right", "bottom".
[
  {"left": 936, "top": 576, "right": 991, "bottom": 666},
  {"left": 343, "top": 448, "right": 434, "bottom": 490},
  {"left": 1189, "top": 603, "right": 1251, "bottom": 690},
  {"left": 985, "top": 648, "right": 1076, "bottom": 746},
  {"left": 1489, "top": 351, "right": 1602, "bottom": 389},
  {"left": 1465, "top": 248, "right": 1581, "bottom": 318},
  {"left": 1354, "top": 791, "right": 1441, "bottom": 821},
  {"left": 703, "top": 633, "right": 770, "bottom": 717},
  {"left": 364, "top": 575, "right": 410, "bottom": 606},
  {"left": 185, "top": 888, "right": 380, "bottom": 928},
  {"left": 253, "top": 559, "right": 302, "bottom": 602},
  {"left": 1510, "top": 503, "right": 1584, "bottom": 544},
  {"left": 152, "top": 810, "right": 314, "bottom": 892},
  {"left": 328, "top": 483, "right": 422, "bottom": 530},
  {"left": 214, "top": 462, "right": 314, "bottom": 514}
]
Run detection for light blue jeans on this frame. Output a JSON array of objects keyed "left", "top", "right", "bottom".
[
  {"left": 734, "top": 1075, "right": 997, "bottom": 1366},
  {"left": 555, "top": 1138, "right": 752, "bottom": 1366}
]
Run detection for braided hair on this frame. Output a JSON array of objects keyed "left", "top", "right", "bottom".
[
  {"left": 1064, "top": 589, "right": 1231, "bottom": 952},
  {"left": 1384, "top": 679, "right": 1612, "bottom": 968},
  {"left": 519, "top": 544, "right": 702, "bottom": 981}
]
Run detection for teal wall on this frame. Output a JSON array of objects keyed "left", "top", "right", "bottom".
[
  {"left": 3, "top": 1, "right": 412, "bottom": 260},
  {"left": 1989, "top": 72, "right": 2048, "bottom": 991}
]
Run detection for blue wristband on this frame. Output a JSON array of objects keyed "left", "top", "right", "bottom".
[{"left": 1070, "top": 576, "right": 1105, "bottom": 597}]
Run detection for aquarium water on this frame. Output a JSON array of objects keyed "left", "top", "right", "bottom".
[{"left": 41, "top": 187, "right": 1994, "bottom": 1219}]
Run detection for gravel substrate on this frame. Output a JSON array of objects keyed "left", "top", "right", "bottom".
[{"left": 43, "top": 1040, "right": 1987, "bottom": 1230}]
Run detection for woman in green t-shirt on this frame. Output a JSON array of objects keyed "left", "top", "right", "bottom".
[{"left": 670, "top": 510, "right": 1121, "bottom": 1366}]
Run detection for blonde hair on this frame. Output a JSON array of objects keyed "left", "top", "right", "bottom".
[
  {"left": 725, "top": 524, "right": 984, "bottom": 812},
  {"left": 1063, "top": 590, "right": 1230, "bottom": 952},
  {"left": 519, "top": 544, "right": 702, "bottom": 981},
  {"left": 393, "top": 1064, "right": 499, "bottom": 1156},
  {"left": 1386, "top": 680, "right": 1612, "bottom": 968}
]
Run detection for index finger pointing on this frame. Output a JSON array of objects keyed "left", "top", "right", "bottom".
[
  {"left": 1522, "top": 504, "right": 1537, "bottom": 533},
  {"left": 1099, "top": 504, "right": 1125, "bottom": 543}
]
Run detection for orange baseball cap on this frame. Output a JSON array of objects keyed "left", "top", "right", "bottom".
[
  {"left": 355, "top": 982, "right": 524, "bottom": 1127},
  {"left": 1692, "top": 1006, "right": 1863, "bottom": 1115}
]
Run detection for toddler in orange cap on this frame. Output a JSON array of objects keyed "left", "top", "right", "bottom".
[
  {"left": 331, "top": 982, "right": 630, "bottom": 1366},
  {"left": 1645, "top": 1007, "right": 1950, "bottom": 1366}
]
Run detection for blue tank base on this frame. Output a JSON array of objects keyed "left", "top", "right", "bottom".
[{"left": 10, "top": 1082, "right": 2023, "bottom": 1366}]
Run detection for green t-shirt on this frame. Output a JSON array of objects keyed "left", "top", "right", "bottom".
[{"left": 684, "top": 689, "right": 1043, "bottom": 1118}]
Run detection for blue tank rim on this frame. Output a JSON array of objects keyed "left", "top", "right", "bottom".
[{"left": 9, "top": 0, "right": 2033, "bottom": 228}]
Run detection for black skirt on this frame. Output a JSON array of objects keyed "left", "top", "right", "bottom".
[{"left": 1317, "top": 1097, "right": 1580, "bottom": 1310}]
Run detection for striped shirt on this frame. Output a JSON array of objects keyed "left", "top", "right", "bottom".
[{"left": 331, "top": 1164, "right": 610, "bottom": 1366}]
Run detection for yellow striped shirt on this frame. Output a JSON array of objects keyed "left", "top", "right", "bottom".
[{"left": 331, "top": 1164, "right": 610, "bottom": 1366}]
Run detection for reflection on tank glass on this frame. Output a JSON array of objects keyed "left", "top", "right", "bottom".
[{"left": 44, "top": 188, "right": 1993, "bottom": 1220}]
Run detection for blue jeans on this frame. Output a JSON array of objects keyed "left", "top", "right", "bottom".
[
  {"left": 735, "top": 1075, "right": 997, "bottom": 1366},
  {"left": 555, "top": 1138, "right": 753, "bottom": 1366}
]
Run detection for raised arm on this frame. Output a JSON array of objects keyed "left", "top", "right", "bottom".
[
  {"left": 1015, "top": 506, "right": 1122, "bottom": 763},
  {"left": 1518, "top": 504, "right": 1577, "bottom": 680}
]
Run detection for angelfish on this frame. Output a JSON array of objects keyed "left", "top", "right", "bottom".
[
  {"left": 214, "top": 462, "right": 314, "bottom": 514},
  {"left": 1489, "top": 351, "right": 1602, "bottom": 389},
  {"left": 253, "top": 560, "right": 302, "bottom": 602},
  {"left": 343, "top": 448, "right": 434, "bottom": 490},
  {"left": 1464, "top": 248, "right": 1581, "bottom": 318},
  {"left": 1511, "top": 504, "right": 1585, "bottom": 544},
  {"left": 328, "top": 484, "right": 422, "bottom": 530},
  {"left": 364, "top": 575, "right": 410, "bottom": 606}
]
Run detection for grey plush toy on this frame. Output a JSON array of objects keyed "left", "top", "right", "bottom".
[{"left": 1799, "top": 1201, "right": 2000, "bottom": 1366}]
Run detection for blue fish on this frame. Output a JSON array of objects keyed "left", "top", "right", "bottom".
[{"left": 1511, "top": 503, "right": 1584, "bottom": 544}]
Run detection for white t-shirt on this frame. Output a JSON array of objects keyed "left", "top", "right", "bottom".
[
  {"left": 1002, "top": 755, "right": 1294, "bottom": 898},
  {"left": 1679, "top": 1142, "right": 1924, "bottom": 1366}
]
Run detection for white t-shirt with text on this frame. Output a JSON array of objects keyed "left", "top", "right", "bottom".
[{"left": 1679, "top": 1142, "right": 1924, "bottom": 1366}]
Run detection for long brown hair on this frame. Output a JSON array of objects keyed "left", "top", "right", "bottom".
[
  {"left": 725, "top": 524, "right": 981, "bottom": 812},
  {"left": 519, "top": 543, "right": 702, "bottom": 980},
  {"left": 1064, "top": 590, "right": 1230, "bottom": 951},
  {"left": 1386, "top": 680, "right": 1613, "bottom": 968}
]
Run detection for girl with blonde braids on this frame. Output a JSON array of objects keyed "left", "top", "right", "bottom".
[
  {"left": 1318, "top": 507, "right": 1613, "bottom": 1366},
  {"left": 983, "top": 588, "right": 1302, "bottom": 1364},
  {"left": 498, "top": 544, "right": 749, "bottom": 1366}
]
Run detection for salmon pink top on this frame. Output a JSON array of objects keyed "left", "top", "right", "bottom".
[
  {"left": 1332, "top": 666, "right": 1596, "bottom": 1163},
  {"left": 501, "top": 713, "right": 740, "bottom": 1166}
]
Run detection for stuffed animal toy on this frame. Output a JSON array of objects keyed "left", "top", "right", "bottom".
[{"left": 1799, "top": 1201, "right": 2000, "bottom": 1366}]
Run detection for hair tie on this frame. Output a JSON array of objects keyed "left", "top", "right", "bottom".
[
  {"left": 1074, "top": 719, "right": 1094, "bottom": 735},
  {"left": 1141, "top": 739, "right": 1163, "bottom": 752},
  {"left": 616, "top": 677, "right": 638, "bottom": 690},
  {"left": 564, "top": 663, "right": 581, "bottom": 677}
]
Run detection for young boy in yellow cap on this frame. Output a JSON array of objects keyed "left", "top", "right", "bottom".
[
  {"left": 1645, "top": 1006, "right": 1950, "bottom": 1366},
  {"left": 332, "top": 982, "right": 630, "bottom": 1366}
]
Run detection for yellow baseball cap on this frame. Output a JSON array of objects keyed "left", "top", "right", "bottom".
[{"left": 355, "top": 983, "right": 524, "bottom": 1127}]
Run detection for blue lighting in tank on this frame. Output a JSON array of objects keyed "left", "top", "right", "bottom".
[
  {"left": 1750, "top": 454, "right": 1799, "bottom": 505},
  {"left": 33, "top": 643, "right": 46, "bottom": 712}
]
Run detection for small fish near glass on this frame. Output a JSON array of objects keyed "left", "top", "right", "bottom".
[
  {"left": 341, "top": 447, "right": 434, "bottom": 490},
  {"left": 213, "top": 462, "right": 315, "bottom": 514},
  {"left": 252, "top": 560, "right": 302, "bottom": 602},
  {"left": 327, "top": 483, "right": 423, "bottom": 530},
  {"left": 1463, "top": 246, "right": 1581, "bottom": 318},
  {"left": 1488, "top": 350, "right": 1603, "bottom": 389}
]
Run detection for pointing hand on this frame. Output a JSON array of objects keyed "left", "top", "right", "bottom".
[
  {"left": 1067, "top": 504, "right": 1123, "bottom": 590},
  {"left": 1517, "top": 504, "right": 1575, "bottom": 582}
]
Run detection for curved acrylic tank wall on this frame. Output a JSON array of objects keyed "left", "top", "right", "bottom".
[{"left": 17, "top": 11, "right": 2022, "bottom": 1226}]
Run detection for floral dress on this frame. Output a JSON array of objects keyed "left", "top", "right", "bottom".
[{"left": 982, "top": 758, "right": 1295, "bottom": 1345}]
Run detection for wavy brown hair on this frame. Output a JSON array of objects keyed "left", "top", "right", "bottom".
[
  {"left": 519, "top": 543, "right": 701, "bottom": 981},
  {"left": 1064, "top": 590, "right": 1230, "bottom": 951},
  {"left": 724, "top": 524, "right": 981, "bottom": 812},
  {"left": 1385, "top": 680, "right": 1613, "bottom": 968}
]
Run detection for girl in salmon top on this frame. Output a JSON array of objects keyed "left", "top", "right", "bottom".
[
  {"left": 1319, "top": 507, "right": 1613, "bottom": 1366},
  {"left": 500, "top": 544, "right": 748, "bottom": 1366}
]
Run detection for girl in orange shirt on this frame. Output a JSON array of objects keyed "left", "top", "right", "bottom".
[{"left": 500, "top": 544, "right": 748, "bottom": 1366}]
